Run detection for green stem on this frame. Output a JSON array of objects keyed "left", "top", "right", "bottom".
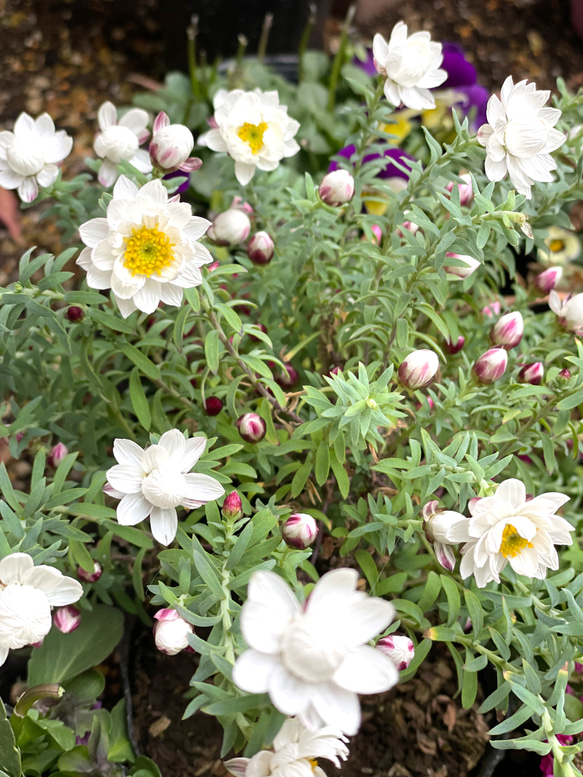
[
  {"left": 186, "top": 15, "right": 200, "bottom": 99},
  {"left": 327, "top": 4, "right": 356, "bottom": 112},
  {"left": 257, "top": 13, "right": 273, "bottom": 62},
  {"left": 298, "top": 4, "right": 317, "bottom": 84}
]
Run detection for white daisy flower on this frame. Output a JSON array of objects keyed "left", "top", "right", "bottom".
[
  {"left": 198, "top": 88, "right": 300, "bottom": 186},
  {"left": 104, "top": 430, "right": 225, "bottom": 545},
  {"left": 372, "top": 22, "right": 447, "bottom": 111},
  {"left": 94, "top": 101, "right": 152, "bottom": 187},
  {"left": 225, "top": 717, "right": 349, "bottom": 777},
  {"left": 232, "top": 568, "right": 397, "bottom": 736},
  {"left": 0, "top": 112, "right": 73, "bottom": 202},
  {"left": 537, "top": 226, "right": 581, "bottom": 266},
  {"left": 77, "top": 175, "right": 212, "bottom": 317},
  {"left": 0, "top": 552, "right": 83, "bottom": 665},
  {"left": 477, "top": 76, "right": 565, "bottom": 198},
  {"left": 549, "top": 291, "right": 583, "bottom": 336},
  {"left": 456, "top": 479, "right": 573, "bottom": 588}
]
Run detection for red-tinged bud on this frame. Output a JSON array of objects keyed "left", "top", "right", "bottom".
[
  {"left": 445, "top": 336, "right": 465, "bottom": 354},
  {"left": 282, "top": 513, "right": 318, "bottom": 549},
  {"left": 559, "top": 368, "right": 572, "bottom": 379},
  {"left": 66, "top": 306, "right": 84, "bottom": 323},
  {"left": 207, "top": 261, "right": 220, "bottom": 272},
  {"left": 535, "top": 266, "right": 563, "bottom": 294},
  {"left": 518, "top": 362, "right": 544, "bottom": 385},
  {"left": 319, "top": 170, "right": 355, "bottom": 206},
  {"left": 249, "top": 323, "right": 267, "bottom": 342},
  {"left": 481, "top": 300, "right": 501, "bottom": 319},
  {"left": 328, "top": 366, "right": 342, "bottom": 377},
  {"left": 53, "top": 605, "right": 81, "bottom": 634},
  {"left": 247, "top": 231, "right": 274, "bottom": 265},
  {"left": 276, "top": 362, "right": 299, "bottom": 389},
  {"left": 47, "top": 442, "right": 68, "bottom": 468},
  {"left": 446, "top": 173, "right": 473, "bottom": 206},
  {"left": 230, "top": 196, "right": 254, "bottom": 215},
  {"left": 376, "top": 634, "right": 415, "bottom": 671},
  {"left": 473, "top": 348, "right": 508, "bottom": 384},
  {"left": 398, "top": 349, "right": 440, "bottom": 390},
  {"left": 222, "top": 491, "right": 243, "bottom": 520},
  {"left": 237, "top": 412, "right": 266, "bottom": 443},
  {"left": 150, "top": 114, "right": 199, "bottom": 173},
  {"left": 203, "top": 397, "right": 223, "bottom": 416},
  {"left": 209, "top": 208, "right": 251, "bottom": 246},
  {"left": 444, "top": 252, "right": 480, "bottom": 279},
  {"left": 153, "top": 609, "right": 194, "bottom": 655},
  {"left": 490, "top": 311, "right": 524, "bottom": 350},
  {"left": 371, "top": 225, "right": 382, "bottom": 244},
  {"left": 77, "top": 561, "right": 102, "bottom": 583}
]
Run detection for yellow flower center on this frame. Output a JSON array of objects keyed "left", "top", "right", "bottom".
[
  {"left": 309, "top": 759, "right": 319, "bottom": 772},
  {"left": 237, "top": 121, "right": 268, "bottom": 154},
  {"left": 499, "top": 524, "right": 533, "bottom": 558},
  {"left": 549, "top": 239, "right": 565, "bottom": 253},
  {"left": 123, "top": 224, "right": 175, "bottom": 277}
]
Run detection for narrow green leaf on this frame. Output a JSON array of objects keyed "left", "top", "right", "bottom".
[{"left": 129, "top": 368, "right": 151, "bottom": 431}]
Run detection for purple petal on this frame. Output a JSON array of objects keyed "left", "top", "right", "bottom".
[{"left": 441, "top": 42, "right": 477, "bottom": 88}]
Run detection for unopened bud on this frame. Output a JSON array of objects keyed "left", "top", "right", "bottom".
[
  {"left": 53, "top": 605, "right": 82, "bottom": 634},
  {"left": 446, "top": 173, "right": 473, "bottom": 206},
  {"left": 150, "top": 112, "right": 201, "bottom": 173},
  {"left": 376, "top": 634, "right": 415, "bottom": 671},
  {"left": 535, "top": 266, "right": 563, "bottom": 294},
  {"left": 207, "top": 261, "right": 220, "bottom": 272},
  {"left": 209, "top": 209, "right": 251, "bottom": 246},
  {"left": 559, "top": 368, "right": 572, "bottom": 380},
  {"left": 398, "top": 349, "right": 440, "bottom": 390},
  {"left": 237, "top": 412, "right": 266, "bottom": 443},
  {"left": 319, "top": 170, "right": 355, "bottom": 207},
  {"left": 445, "top": 336, "right": 465, "bottom": 354},
  {"left": 47, "top": 442, "right": 68, "bottom": 468},
  {"left": 153, "top": 609, "right": 194, "bottom": 655},
  {"left": 203, "top": 397, "right": 223, "bottom": 416},
  {"left": 518, "top": 362, "right": 544, "bottom": 385},
  {"left": 66, "top": 306, "right": 85, "bottom": 323},
  {"left": 444, "top": 252, "right": 480, "bottom": 279},
  {"left": 490, "top": 311, "right": 524, "bottom": 350},
  {"left": 473, "top": 348, "right": 508, "bottom": 384},
  {"left": 370, "top": 225, "right": 382, "bottom": 244},
  {"left": 230, "top": 196, "right": 254, "bottom": 215},
  {"left": 275, "top": 362, "right": 298, "bottom": 389},
  {"left": 222, "top": 491, "right": 243, "bottom": 520},
  {"left": 282, "top": 513, "right": 318, "bottom": 549},
  {"left": 77, "top": 561, "right": 102, "bottom": 583},
  {"left": 247, "top": 231, "right": 274, "bottom": 265},
  {"left": 482, "top": 300, "right": 501, "bottom": 319}
]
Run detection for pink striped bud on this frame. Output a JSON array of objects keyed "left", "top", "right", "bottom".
[
  {"left": 153, "top": 609, "right": 194, "bottom": 656},
  {"left": 237, "top": 413, "right": 266, "bottom": 443},
  {"left": 275, "top": 362, "right": 299, "bottom": 389},
  {"left": 230, "top": 196, "right": 254, "bottom": 215},
  {"left": 150, "top": 113, "right": 200, "bottom": 173},
  {"left": 47, "top": 442, "right": 68, "bottom": 468},
  {"left": 247, "top": 231, "right": 274, "bottom": 265},
  {"left": 376, "top": 634, "right": 415, "bottom": 671},
  {"left": 209, "top": 209, "right": 251, "bottom": 246},
  {"left": 445, "top": 336, "right": 465, "bottom": 354},
  {"left": 53, "top": 605, "right": 81, "bottom": 634},
  {"left": 77, "top": 561, "right": 102, "bottom": 583},
  {"left": 481, "top": 300, "right": 501, "bottom": 319},
  {"left": 559, "top": 368, "right": 572, "bottom": 380},
  {"left": 319, "top": 170, "right": 355, "bottom": 206},
  {"left": 371, "top": 225, "right": 382, "bottom": 244},
  {"left": 490, "top": 311, "right": 524, "bottom": 350},
  {"left": 282, "top": 513, "right": 318, "bottom": 549},
  {"left": 518, "top": 362, "right": 544, "bottom": 385},
  {"left": 222, "top": 491, "right": 243, "bottom": 521},
  {"left": 207, "top": 261, "right": 220, "bottom": 272},
  {"left": 398, "top": 349, "right": 440, "bottom": 390},
  {"left": 446, "top": 173, "right": 473, "bottom": 206},
  {"left": 444, "top": 252, "right": 480, "bottom": 279},
  {"left": 535, "top": 266, "right": 563, "bottom": 294},
  {"left": 473, "top": 348, "right": 508, "bottom": 384}
]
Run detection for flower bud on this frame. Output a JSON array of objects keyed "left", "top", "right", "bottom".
[
  {"left": 77, "top": 561, "right": 102, "bottom": 583},
  {"left": 275, "top": 362, "right": 299, "bottom": 389},
  {"left": 328, "top": 365, "right": 343, "bottom": 377},
  {"left": 473, "top": 348, "right": 508, "bottom": 384},
  {"left": 319, "top": 170, "right": 355, "bottom": 207},
  {"left": 490, "top": 311, "right": 524, "bottom": 350},
  {"left": 535, "top": 266, "right": 563, "bottom": 294},
  {"left": 149, "top": 112, "right": 201, "bottom": 173},
  {"left": 222, "top": 491, "right": 243, "bottom": 521},
  {"left": 230, "top": 196, "right": 253, "bottom": 215},
  {"left": 66, "top": 306, "right": 85, "bottom": 323},
  {"left": 282, "top": 513, "right": 318, "bottom": 549},
  {"left": 249, "top": 323, "right": 267, "bottom": 343},
  {"left": 209, "top": 209, "right": 251, "bottom": 246},
  {"left": 53, "top": 605, "right": 82, "bottom": 634},
  {"left": 47, "top": 442, "right": 68, "bottom": 468},
  {"left": 482, "top": 300, "right": 501, "bottom": 319},
  {"left": 444, "top": 252, "right": 480, "bottom": 279},
  {"left": 422, "top": 501, "right": 464, "bottom": 572},
  {"left": 203, "top": 397, "right": 223, "bottom": 416},
  {"left": 247, "top": 231, "right": 274, "bottom": 265},
  {"left": 559, "top": 368, "right": 572, "bottom": 380},
  {"left": 370, "top": 225, "right": 382, "bottom": 244},
  {"left": 376, "top": 634, "right": 415, "bottom": 671},
  {"left": 398, "top": 349, "right": 440, "bottom": 390},
  {"left": 446, "top": 173, "right": 473, "bottom": 206},
  {"left": 153, "top": 609, "right": 194, "bottom": 656},
  {"left": 518, "top": 362, "right": 544, "bottom": 385},
  {"left": 207, "top": 261, "right": 220, "bottom": 272},
  {"left": 237, "top": 413, "right": 266, "bottom": 443},
  {"left": 445, "top": 336, "right": 465, "bottom": 354}
]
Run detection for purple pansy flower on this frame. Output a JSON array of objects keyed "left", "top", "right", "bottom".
[
  {"left": 329, "top": 144, "right": 417, "bottom": 181},
  {"left": 163, "top": 170, "right": 191, "bottom": 195}
]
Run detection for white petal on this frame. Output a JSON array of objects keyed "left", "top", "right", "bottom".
[
  {"left": 117, "top": 492, "right": 152, "bottom": 525},
  {"left": 159, "top": 283, "right": 183, "bottom": 306},
  {"left": 306, "top": 568, "right": 358, "bottom": 612},
  {"left": 485, "top": 156, "right": 507, "bottom": 182},
  {"left": 0, "top": 169, "right": 23, "bottom": 189},
  {"left": 133, "top": 280, "right": 162, "bottom": 314},
  {"left": 495, "top": 479, "right": 526, "bottom": 509},
  {"left": 182, "top": 473, "right": 225, "bottom": 504},
  {"left": 119, "top": 108, "right": 149, "bottom": 135},
  {"left": 98, "top": 101, "right": 118, "bottom": 130},
  {"left": 181, "top": 437, "right": 207, "bottom": 472},
  {"left": 232, "top": 649, "right": 280, "bottom": 693},
  {"left": 0, "top": 552, "right": 33, "bottom": 585},
  {"left": 333, "top": 645, "right": 399, "bottom": 693},
  {"left": 149, "top": 506, "right": 178, "bottom": 545},
  {"left": 183, "top": 216, "right": 211, "bottom": 242},
  {"left": 158, "top": 429, "right": 186, "bottom": 463},
  {"left": 200, "top": 129, "right": 228, "bottom": 152},
  {"left": 113, "top": 175, "right": 139, "bottom": 199},
  {"left": 310, "top": 683, "right": 361, "bottom": 736},
  {"left": 224, "top": 758, "right": 250, "bottom": 777},
  {"left": 98, "top": 159, "right": 118, "bottom": 187},
  {"left": 18, "top": 177, "right": 38, "bottom": 202},
  {"left": 43, "top": 132, "right": 73, "bottom": 164},
  {"left": 14, "top": 113, "right": 36, "bottom": 137},
  {"left": 115, "top": 294, "right": 138, "bottom": 318},
  {"left": 79, "top": 218, "right": 110, "bottom": 248},
  {"left": 106, "top": 464, "right": 143, "bottom": 494},
  {"left": 268, "top": 665, "right": 313, "bottom": 716},
  {"left": 240, "top": 600, "right": 294, "bottom": 655},
  {"left": 36, "top": 165, "right": 59, "bottom": 187},
  {"left": 234, "top": 161, "right": 256, "bottom": 186},
  {"left": 248, "top": 570, "right": 302, "bottom": 616},
  {"left": 22, "top": 566, "right": 83, "bottom": 606},
  {"left": 130, "top": 148, "right": 153, "bottom": 174},
  {"left": 0, "top": 645, "right": 8, "bottom": 667}
]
